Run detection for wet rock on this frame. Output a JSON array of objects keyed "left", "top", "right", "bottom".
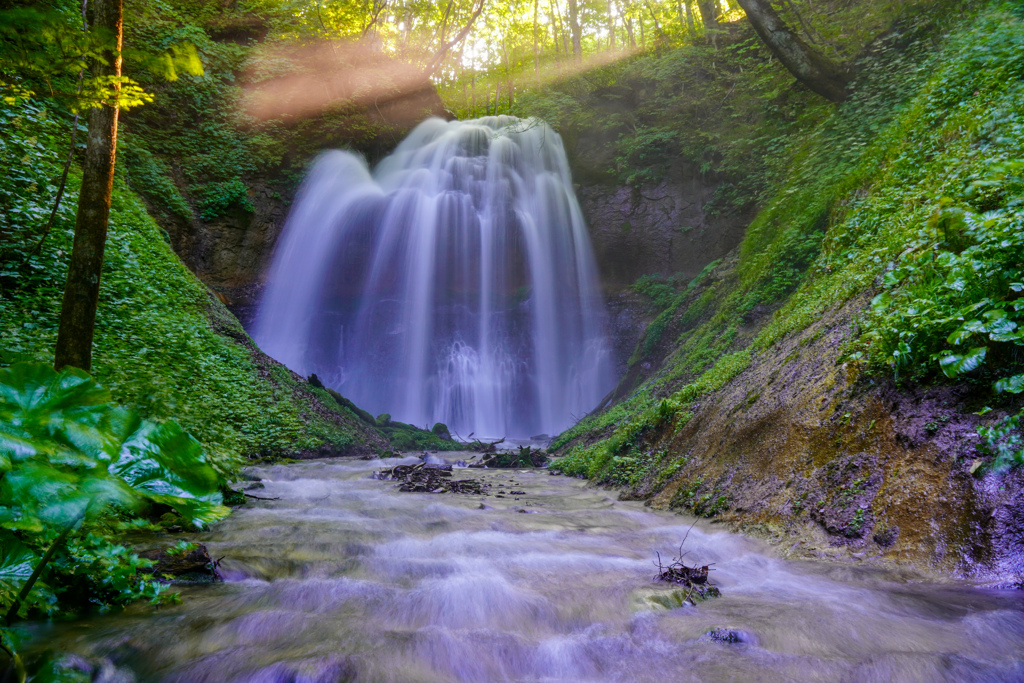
[
  {"left": 703, "top": 628, "right": 756, "bottom": 645},
  {"left": 807, "top": 453, "right": 883, "bottom": 542},
  {"left": 873, "top": 526, "right": 900, "bottom": 548},
  {"left": 138, "top": 544, "right": 220, "bottom": 583}
]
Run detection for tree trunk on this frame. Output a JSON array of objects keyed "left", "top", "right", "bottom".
[
  {"left": 682, "top": 0, "right": 695, "bottom": 35},
  {"left": 736, "top": 0, "right": 850, "bottom": 102},
  {"left": 54, "top": 0, "right": 122, "bottom": 372},
  {"left": 697, "top": 0, "right": 717, "bottom": 28},
  {"left": 533, "top": 0, "right": 540, "bottom": 71},
  {"left": 567, "top": 0, "right": 582, "bottom": 61},
  {"left": 608, "top": 0, "right": 616, "bottom": 49}
]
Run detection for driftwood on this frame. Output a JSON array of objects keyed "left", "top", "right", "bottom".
[
  {"left": 243, "top": 492, "right": 280, "bottom": 501},
  {"left": 467, "top": 437, "right": 505, "bottom": 453},
  {"left": 653, "top": 525, "right": 721, "bottom": 602},
  {"left": 468, "top": 445, "right": 548, "bottom": 468},
  {"left": 373, "top": 462, "right": 488, "bottom": 495}
]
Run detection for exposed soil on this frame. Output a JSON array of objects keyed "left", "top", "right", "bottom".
[{"left": 573, "top": 292, "right": 1024, "bottom": 583}]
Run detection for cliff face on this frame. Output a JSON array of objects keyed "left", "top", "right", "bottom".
[
  {"left": 549, "top": 4, "right": 1024, "bottom": 582},
  {"left": 638, "top": 291, "right": 1024, "bottom": 581},
  {"left": 579, "top": 170, "right": 750, "bottom": 291},
  {"left": 151, "top": 82, "right": 451, "bottom": 319}
]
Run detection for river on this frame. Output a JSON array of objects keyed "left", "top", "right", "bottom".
[{"left": 28, "top": 455, "right": 1024, "bottom": 681}]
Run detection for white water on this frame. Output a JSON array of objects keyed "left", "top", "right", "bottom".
[
  {"left": 253, "top": 116, "right": 614, "bottom": 438},
  {"left": 28, "top": 457, "right": 1024, "bottom": 681}
]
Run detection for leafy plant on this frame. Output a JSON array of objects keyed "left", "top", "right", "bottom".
[{"left": 0, "top": 362, "right": 229, "bottom": 663}]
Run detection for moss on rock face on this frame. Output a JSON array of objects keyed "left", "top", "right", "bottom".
[
  {"left": 1, "top": 102, "right": 387, "bottom": 472},
  {"left": 550, "top": 3, "right": 1024, "bottom": 580}
]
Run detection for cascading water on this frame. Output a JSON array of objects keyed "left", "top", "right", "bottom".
[{"left": 253, "top": 115, "right": 614, "bottom": 438}]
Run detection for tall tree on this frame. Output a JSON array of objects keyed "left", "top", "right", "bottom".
[
  {"left": 608, "top": 0, "right": 616, "bottom": 49},
  {"left": 736, "top": 0, "right": 850, "bottom": 102},
  {"left": 680, "top": 0, "right": 696, "bottom": 36},
  {"left": 567, "top": 0, "right": 582, "bottom": 61},
  {"left": 54, "top": 0, "right": 123, "bottom": 372},
  {"left": 697, "top": 0, "right": 718, "bottom": 29}
]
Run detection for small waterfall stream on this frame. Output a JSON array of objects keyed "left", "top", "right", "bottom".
[{"left": 253, "top": 116, "right": 614, "bottom": 438}]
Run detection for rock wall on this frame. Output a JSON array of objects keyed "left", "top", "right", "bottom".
[
  {"left": 578, "top": 168, "right": 750, "bottom": 291},
  {"left": 155, "top": 85, "right": 451, "bottom": 323}
]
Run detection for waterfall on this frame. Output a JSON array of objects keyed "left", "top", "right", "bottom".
[{"left": 252, "top": 115, "right": 614, "bottom": 438}]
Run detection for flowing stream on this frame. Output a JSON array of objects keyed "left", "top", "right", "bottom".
[
  {"left": 29, "top": 456, "right": 1024, "bottom": 682},
  {"left": 253, "top": 116, "right": 614, "bottom": 438}
]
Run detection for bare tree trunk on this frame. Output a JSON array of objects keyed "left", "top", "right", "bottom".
[
  {"left": 424, "top": 0, "right": 486, "bottom": 76},
  {"left": 681, "top": 0, "right": 695, "bottom": 36},
  {"left": 645, "top": 0, "right": 666, "bottom": 43},
  {"left": 736, "top": 0, "right": 850, "bottom": 102},
  {"left": 697, "top": 0, "right": 717, "bottom": 27},
  {"left": 625, "top": 15, "right": 635, "bottom": 47},
  {"left": 697, "top": 0, "right": 718, "bottom": 47},
  {"left": 608, "top": 0, "right": 616, "bottom": 49},
  {"left": 54, "top": 0, "right": 122, "bottom": 372},
  {"left": 533, "top": 0, "right": 540, "bottom": 72},
  {"left": 567, "top": 0, "right": 582, "bottom": 61}
]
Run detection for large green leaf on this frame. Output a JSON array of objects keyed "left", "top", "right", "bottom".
[
  {"left": 0, "top": 363, "right": 121, "bottom": 464},
  {"left": 1, "top": 463, "right": 140, "bottom": 530},
  {"left": 0, "top": 530, "right": 37, "bottom": 593},
  {"left": 996, "top": 374, "right": 1024, "bottom": 394},
  {"left": 109, "top": 419, "right": 226, "bottom": 528},
  {"left": 938, "top": 346, "right": 988, "bottom": 378}
]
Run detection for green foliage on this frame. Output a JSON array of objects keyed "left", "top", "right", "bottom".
[
  {"left": 631, "top": 261, "right": 722, "bottom": 362},
  {"left": 553, "top": 2, "right": 1014, "bottom": 490},
  {"left": 0, "top": 362, "right": 228, "bottom": 651},
  {"left": 379, "top": 420, "right": 462, "bottom": 452},
  {"left": 1, "top": 99, "right": 373, "bottom": 465}
]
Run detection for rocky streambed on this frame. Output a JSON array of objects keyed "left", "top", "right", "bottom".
[{"left": 20, "top": 454, "right": 1024, "bottom": 681}]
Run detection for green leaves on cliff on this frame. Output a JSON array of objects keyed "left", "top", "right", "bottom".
[{"left": 849, "top": 5, "right": 1024, "bottom": 469}]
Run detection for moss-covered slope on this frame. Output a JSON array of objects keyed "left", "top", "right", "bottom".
[
  {"left": 552, "top": 1, "right": 1024, "bottom": 580},
  {"left": 1, "top": 101, "right": 388, "bottom": 470}
]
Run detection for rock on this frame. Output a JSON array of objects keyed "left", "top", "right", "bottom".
[
  {"left": 873, "top": 526, "right": 899, "bottom": 548},
  {"left": 703, "top": 628, "right": 756, "bottom": 645},
  {"left": 138, "top": 544, "right": 220, "bottom": 583},
  {"left": 431, "top": 422, "right": 452, "bottom": 440}
]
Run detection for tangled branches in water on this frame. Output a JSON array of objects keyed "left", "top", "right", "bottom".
[
  {"left": 372, "top": 462, "right": 488, "bottom": 494},
  {"left": 654, "top": 524, "right": 721, "bottom": 602}
]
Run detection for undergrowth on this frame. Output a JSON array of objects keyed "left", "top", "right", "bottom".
[
  {"left": 0, "top": 100, "right": 379, "bottom": 468},
  {"left": 554, "top": 1, "right": 1024, "bottom": 481}
]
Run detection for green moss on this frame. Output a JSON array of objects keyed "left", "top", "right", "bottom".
[
  {"left": 553, "top": 3, "right": 1024, "bottom": 486},
  {"left": 1, "top": 101, "right": 379, "bottom": 471}
]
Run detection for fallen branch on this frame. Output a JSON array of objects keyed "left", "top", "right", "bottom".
[
  {"left": 653, "top": 532, "right": 721, "bottom": 602},
  {"left": 243, "top": 492, "right": 280, "bottom": 501},
  {"left": 373, "top": 462, "right": 489, "bottom": 495}
]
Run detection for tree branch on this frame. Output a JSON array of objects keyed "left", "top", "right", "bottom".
[{"left": 424, "top": 0, "right": 487, "bottom": 77}]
